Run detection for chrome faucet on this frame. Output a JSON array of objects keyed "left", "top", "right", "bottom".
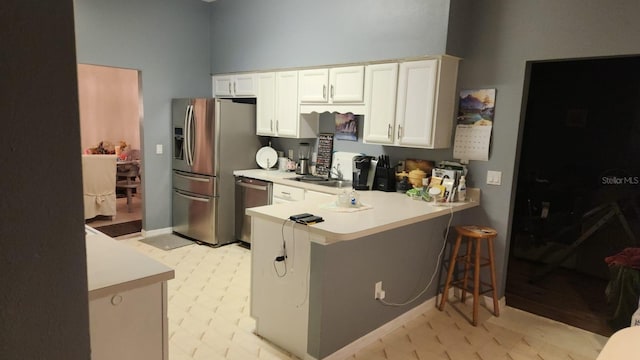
[{"left": 329, "top": 164, "right": 343, "bottom": 180}]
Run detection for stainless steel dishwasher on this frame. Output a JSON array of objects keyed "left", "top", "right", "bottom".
[{"left": 235, "top": 176, "right": 272, "bottom": 245}]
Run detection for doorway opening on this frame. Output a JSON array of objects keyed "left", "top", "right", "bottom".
[
  {"left": 78, "top": 64, "right": 144, "bottom": 237},
  {"left": 507, "top": 55, "right": 640, "bottom": 336}
]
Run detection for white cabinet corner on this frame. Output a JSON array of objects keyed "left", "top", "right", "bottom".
[{"left": 213, "top": 73, "right": 258, "bottom": 98}]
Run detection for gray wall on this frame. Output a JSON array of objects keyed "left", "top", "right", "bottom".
[
  {"left": 74, "top": 0, "right": 212, "bottom": 230},
  {"left": 447, "top": 0, "right": 640, "bottom": 293},
  {"left": 69, "top": 0, "right": 640, "bottom": 304},
  {"left": 210, "top": 0, "right": 640, "bottom": 298},
  {"left": 210, "top": 0, "right": 451, "bottom": 73},
  {"left": 1, "top": 1, "right": 90, "bottom": 358},
  {"left": 309, "top": 216, "right": 455, "bottom": 358}
]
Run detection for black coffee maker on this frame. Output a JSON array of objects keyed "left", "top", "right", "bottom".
[{"left": 352, "top": 155, "right": 374, "bottom": 190}]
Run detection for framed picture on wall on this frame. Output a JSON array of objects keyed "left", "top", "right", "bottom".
[{"left": 334, "top": 113, "right": 358, "bottom": 141}]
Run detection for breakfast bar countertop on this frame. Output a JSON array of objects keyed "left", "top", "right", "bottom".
[{"left": 246, "top": 187, "right": 480, "bottom": 244}]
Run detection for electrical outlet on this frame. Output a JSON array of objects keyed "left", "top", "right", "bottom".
[{"left": 374, "top": 281, "right": 385, "bottom": 300}]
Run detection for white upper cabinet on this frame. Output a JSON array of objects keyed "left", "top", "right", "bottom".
[
  {"left": 274, "top": 71, "right": 299, "bottom": 137},
  {"left": 256, "top": 72, "right": 276, "bottom": 136},
  {"left": 298, "top": 66, "right": 364, "bottom": 104},
  {"left": 256, "top": 71, "right": 318, "bottom": 138},
  {"left": 213, "top": 73, "right": 258, "bottom": 97},
  {"left": 363, "top": 63, "right": 399, "bottom": 144},
  {"left": 364, "top": 56, "right": 459, "bottom": 149}
]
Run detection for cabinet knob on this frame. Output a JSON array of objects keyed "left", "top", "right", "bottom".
[
  {"left": 233, "top": 82, "right": 237, "bottom": 94},
  {"left": 387, "top": 124, "right": 392, "bottom": 139},
  {"left": 397, "top": 125, "right": 402, "bottom": 139},
  {"left": 330, "top": 85, "right": 334, "bottom": 99},
  {"left": 111, "top": 294, "right": 123, "bottom": 306},
  {"left": 228, "top": 83, "right": 232, "bottom": 93},
  {"left": 276, "top": 120, "right": 279, "bottom": 132},
  {"left": 323, "top": 85, "right": 327, "bottom": 100},
  {"left": 270, "top": 119, "right": 273, "bottom": 131}
]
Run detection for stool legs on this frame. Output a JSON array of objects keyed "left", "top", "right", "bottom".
[
  {"left": 438, "top": 234, "right": 463, "bottom": 311},
  {"left": 487, "top": 236, "right": 500, "bottom": 317},
  {"left": 439, "top": 230, "right": 500, "bottom": 326},
  {"left": 460, "top": 239, "right": 473, "bottom": 304},
  {"left": 473, "top": 238, "right": 481, "bottom": 326}
]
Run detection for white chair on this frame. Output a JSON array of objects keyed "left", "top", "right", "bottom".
[{"left": 82, "top": 155, "right": 117, "bottom": 219}]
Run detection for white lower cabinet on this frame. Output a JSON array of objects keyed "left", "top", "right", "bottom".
[
  {"left": 305, "top": 190, "right": 333, "bottom": 202},
  {"left": 272, "top": 183, "right": 305, "bottom": 203},
  {"left": 364, "top": 56, "right": 459, "bottom": 149},
  {"left": 272, "top": 184, "right": 333, "bottom": 204},
  {"left": 89, "top": 282, "right": 168, "bottom": 360}
]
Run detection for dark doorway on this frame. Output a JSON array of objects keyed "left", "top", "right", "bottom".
[{"left": 507, "top": 56, "right": 640, "bottom": 336}]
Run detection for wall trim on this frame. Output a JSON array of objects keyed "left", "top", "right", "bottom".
[
  {"left": 142, "top": 227, "right": 172, "bottom": 238},
  {"left": 316, "top": 290, "right": 506, "bottom": 360},
  {"left": 319, "top": 296, "right": 440, "bottom": 360}
]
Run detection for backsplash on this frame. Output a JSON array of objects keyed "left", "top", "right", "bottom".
[{"left": 265, "top": 112, "right": 454, "bottom": 168}]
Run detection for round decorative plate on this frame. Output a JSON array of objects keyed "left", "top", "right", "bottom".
[{"left": 256, "top": 146, "right": 278, "bottom": 169}]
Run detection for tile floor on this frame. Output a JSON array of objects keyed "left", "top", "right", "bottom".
[{"left": 120, "top": 237, "right": 609, "bottom": 360}]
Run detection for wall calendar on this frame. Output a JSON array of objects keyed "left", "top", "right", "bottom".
[{"left": 453, "top": 88, "right": 496, "bottom": 162}]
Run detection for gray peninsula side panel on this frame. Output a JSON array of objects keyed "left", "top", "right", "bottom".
[{"left": 308, "top": 215, "right": 456, "bottom": 358}]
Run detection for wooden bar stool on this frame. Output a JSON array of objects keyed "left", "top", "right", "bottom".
[{"left": 438, "top": 225, "right": 499, "bottom": 326}]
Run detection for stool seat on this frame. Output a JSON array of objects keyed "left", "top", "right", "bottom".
[
  {"left": 439, "top": 225, "right": 500, "bottom": 326},
  {"left": 455, "top": 225, "right": 497, "bottom": 238}
]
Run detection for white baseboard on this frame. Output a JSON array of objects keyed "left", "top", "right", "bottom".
[
  {"left": 321, "top": 296, "right": 440, "bottom": 360},
  {"left": 141, "top": 227, "right": 172, "bottom": 238}
]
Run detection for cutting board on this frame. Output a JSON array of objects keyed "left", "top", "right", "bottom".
[{"left": 331, "top": 151, "right": 362, "bottom": 181}]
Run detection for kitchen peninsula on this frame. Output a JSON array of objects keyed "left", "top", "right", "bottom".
[{"left": 245, "top": 179, "right": 479, "bottom": 359}]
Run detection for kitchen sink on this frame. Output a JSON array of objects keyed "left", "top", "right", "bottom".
[{"left": 288, "top": 176, "right": 352, "bottom": 188}]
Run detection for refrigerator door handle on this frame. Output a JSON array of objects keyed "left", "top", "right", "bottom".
[
  {"left": 183, "top": 104, "right": 192, "bottom": 166},
  {"left": 186, "top": 105, "right": 195, "bottom": 166},
  {"left": 235, "top": 180, "right": 269, "bottom": 191},
  {"left": 175, "top": 171, "right": 211, "bottom": 183},
  {"left": 174, "top": 189, "right": 211, "bottom": 203}
]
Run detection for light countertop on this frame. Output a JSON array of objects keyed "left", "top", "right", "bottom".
[
  {"left": 246, "top": 186, "right": 480, "bottom": 244},
  {"left": 85, "top": 226, "right": 174, "bottom": 300}
]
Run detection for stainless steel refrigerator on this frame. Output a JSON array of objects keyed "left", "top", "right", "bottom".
[{"left": 172, "top": 98, "right": 260, "bottom": 246}]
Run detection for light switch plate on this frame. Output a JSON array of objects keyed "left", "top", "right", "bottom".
[
  {"left": 487, "top": 170, "right": 502, "bottom": 185},
  {"left": 156, "top": 144, "right": 163, "bottom": 154}
]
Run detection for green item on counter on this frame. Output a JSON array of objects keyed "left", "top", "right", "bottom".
[{"left": 405, "top": 188, "right": 432, "bottom": 201}]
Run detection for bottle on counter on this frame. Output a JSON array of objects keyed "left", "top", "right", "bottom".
[{"left": 457, "top": 176, "right": 467, "bottom": 202}]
